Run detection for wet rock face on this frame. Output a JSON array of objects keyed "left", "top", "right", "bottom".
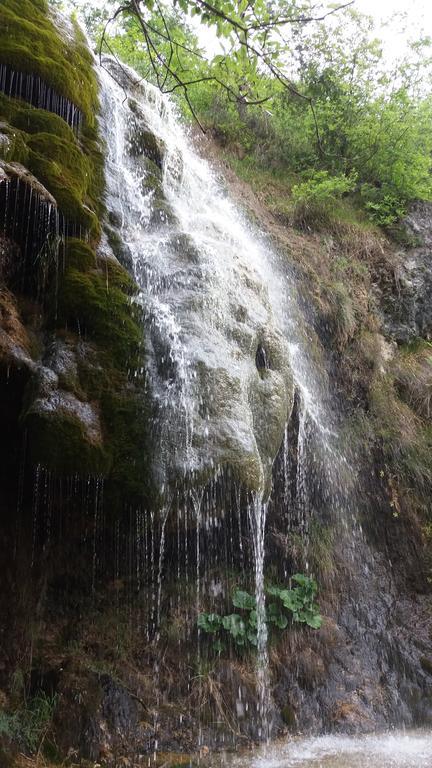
[
  {"left": 0, "top": 63, "right": 82, "bottom": 132},
  {"left": 0, "top": 159, "right": 61, "bottom": 283},
  {"left": 54, "top": 670, "right": 141, "bottom": 763},
  {"left": 102, "top": 58, "right": 295, "bottom": 495},
  {"left": 382, "top": 201, "right": 432, "bottom": 341}
]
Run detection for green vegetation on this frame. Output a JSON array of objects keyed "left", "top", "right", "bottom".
[
  {"left": 290, "top": 171, "right": 357, "bottom": 230},
  {"left": 78, "top": 2, "right": 432, "bottom": 230},
  {"left": 0, "top": 93, "right": 103, "bottom": 235},
  {"left": 0, "top": 0, "right": 98, "bottom": 124},
  {"left": 0, "top": 1, "right": 152, "bottom": 493},
  {"left": 0, "top": 0, "right": 105, "bottom": 236},
  {"left": 370, "top": 345, "right": 432, "bottom": 528},
  {"left": 0, "top": 693, "right": 56, "bottom": 754},
  {"left": 198, "top": 574, "right": 322, "bottom": 652}
]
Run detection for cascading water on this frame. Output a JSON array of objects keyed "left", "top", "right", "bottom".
[
  {"left": 96, "top": 55, "right": 430, "bottom": 751},
  {"left": 99, "top": 57, "right": 300, "bottom": 738}
]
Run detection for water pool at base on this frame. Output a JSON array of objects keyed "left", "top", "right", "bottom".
[{"left": 220, "top": 730, "right": 432, "bottom": 768}]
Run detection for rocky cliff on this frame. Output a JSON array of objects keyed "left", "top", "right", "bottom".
[{"left": 1, "top": 2, "right": 432, "bottom": 767}]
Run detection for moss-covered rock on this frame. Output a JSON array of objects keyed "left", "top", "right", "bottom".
[
  {"left": 25, "top": 394, "right": 111, "bottom": 476},
  {"left": 0, "top": 120, "right": 29, "bottom": 164},
  {"left": 0, "top": 107, "right": 103, "bottom": 236},
  {"left": 0, "top": 1, "right": 153, "bottom": 500},
  {"left": 57, "top": 265, "right": 143, "bottom": 370},
  {"left": 0, "top": 0, "right": 104, "bottom": 237},
  {"left": 64, "top": 238, "right": 97, "bottom": 272},
  {"left": 0, "top": 1, "right": 98, "bottom": 125}
]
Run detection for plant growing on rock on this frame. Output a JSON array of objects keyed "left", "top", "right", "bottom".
[{"left": 198, "top": 574, "right": 322, "bottom": 652}]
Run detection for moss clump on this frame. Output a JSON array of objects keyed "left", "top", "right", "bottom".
[
  {"left": 0, "top": 122, "right": 29, "bottom": 164},
  {"left": 64, "top": 239, "right": 96, "bottom": 272},
  {"left": 0, "top": 2, "right": 153, "bottom": 499},
  {"left": 28, "top": 133, "right": 100, "bottom": 235},
  {"left": 0, "top": 1, "right": 98, "bottom": 125},
  {"left": 140, "top": 156, "right": 164, "bottom": 196},
  {"left": 281, "top": 704, "right": 297, "bottom": 729},
  {"left": 101, "top": 387, "right": 153, "bottom": 508},
  {"left": 0, "top": 116, "right": 102, "bottom": 235},
  {"left": 99, "top": 257, "right": 138, "bottom": 296},
  {"left": 369, "top": 373, "right": 432, "bottom": 519},
  {"left": 57, "top": 267, "right": 143, "bottom": 370},
  {"left": 25, "top": 409, "right": 111, "bottom": 476},
  {"left": 0, "top": 92, "right": 74, "bottom": 141},
  {"left": 420, "top": 656, "right": 432, "bottom": 675},
  {"left": 0, "top": 8, "right": 104, "bottom": 234}
]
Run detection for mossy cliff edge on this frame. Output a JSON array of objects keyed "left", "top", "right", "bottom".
[{"left": 0, "top": 0, "right": 152, "bottom": 504}]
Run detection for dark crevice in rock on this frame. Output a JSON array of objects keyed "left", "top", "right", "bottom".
[
  {"left": 0, "top": 63, "right": 82, "bottom": 132},
  {"left": 0, "top": 167, "right": 89, "bottom": 290},
  {"left": 255, "top": 343, "right": 270, "bottom": 371},
  {"left": 0, "top": 167, "right": 58, "bottom": 286}
]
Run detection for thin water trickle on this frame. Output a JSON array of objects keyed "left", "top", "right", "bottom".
[
  {"left": 0, "top": 63, "right": 82, "bottom": 131},
  {"left": 248, "top": 494, "right": 271, "bottom": 741}
]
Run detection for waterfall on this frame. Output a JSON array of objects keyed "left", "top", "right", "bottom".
[{"left": 98, "top": 57, "right": 362, "bottom": 742}]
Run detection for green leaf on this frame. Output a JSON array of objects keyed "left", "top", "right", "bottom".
[
  {"left": 305, "top": 613, "right": 323, "bottom": 629},
  {"left": 248, "top": 609, "right": 258, "bottom": 628},
  {"left": 212, "top": 639, "right": 225, "bottom": 654},
  {"left": 267, "top": 603, "right": 288, "bottom": 629},
  {"left": 198, "top": 613, "right": 222, "bottom": 634},
  {"left": 279, "top": 589, "right": 302, "bottom": 612},
  {"left": 232, "top": 589, "right": 256, "bottom": 611},
  {"left": 222, "top": 613, "right": 247, "bottom": 644},
  {"left": 266, "top": 585, "right": 284, "bottom": 598}
]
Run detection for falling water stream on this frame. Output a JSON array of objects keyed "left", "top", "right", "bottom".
[
  {"left": 99, "top": 57, "right": 302, "bottom": 736},
  {"left": 96, "top": 56, "right": 428, "bottom": 751}
]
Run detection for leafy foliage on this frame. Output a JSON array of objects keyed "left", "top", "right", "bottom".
[
  {"left": 73, "top": 0, "right": 432, "bottom": 225},
  {"left": 198, "top": 575, "right": 321, "bottom": 652},
  {"left": 291, "top": 170, "right": 356, "bottom": 227},
  {"left": 267, "top": 574, "right": 322, "bottom": 629}
]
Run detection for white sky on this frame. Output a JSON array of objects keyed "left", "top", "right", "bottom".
[
  {"left": 355, "top": 0, "right": 431, "bottom": 51},
  {"left": 187, "top": 0, "right": 432, "bottom": 59},
  {"left": 356, "top": 0, "right": 430, "bottom": 27}
]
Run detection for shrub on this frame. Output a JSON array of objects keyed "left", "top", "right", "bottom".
[
  {"left": 361, "top": 185, "right": 407, "bottom": 226},
  {"left": 291, "top": 171, "right": 357, "bottom": 229}
]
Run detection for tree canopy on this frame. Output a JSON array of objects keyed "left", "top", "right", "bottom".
[{"left": 52, "top": 0, "right": 432, "bottom": 225}]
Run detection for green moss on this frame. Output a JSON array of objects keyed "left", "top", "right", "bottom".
[
  {"left": 420, "top": 656, "right": 432, "bottom": 675},
  {"left": 0, "top": 2, "right": 154, "bottom": 498},
  {"left": 140, "top": 157, "right": 164, "bottom": 195},
  {"left": 28, "top": 135, "right": 99, "bottom": 235},
  {"left": 96, "top": 255, "right": 138, "bottom": 294},
  {"left": 0, "top": 1, "right": 98, "bottom": 125},
  {"left": 57, "top": 267, "right": 144, "bottom": 370},
  {"left": 0, "top": 119, "right": 103, "bottom": 234},
  {"left": 25, "top": 409, "right": 111, "bottom": 476},
  {"left": 0, "top": 92, "right": 74, "bottom": 141},
  {"left": 65, "top": 239, "right": 96, "bottom": 272},
  {"left": 101, "top": 387, "right": 154, "bottom": 508},
  {"left": 0, "top": 4, "right": 104, "bottom": 234},
  {"left": 281, "top": 704, "right": 297, "bottom": 729},
  {"left": 0, "top": 123, "right": 29, "bottom": 164},
  {"left": 369, "top": 374, "right": 432, "bottom": 511}
]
